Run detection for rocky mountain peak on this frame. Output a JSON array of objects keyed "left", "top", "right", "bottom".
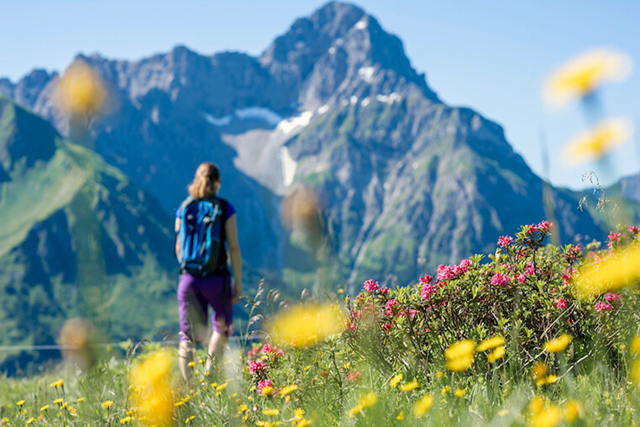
[{"left": 260, "top": 1, "right": 438, "bottom": 110}]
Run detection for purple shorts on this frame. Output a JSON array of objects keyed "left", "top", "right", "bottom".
[{"left": 177, "top": 273, "right": 233, "bottom": 342}]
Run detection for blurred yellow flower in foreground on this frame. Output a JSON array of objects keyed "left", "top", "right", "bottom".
[
  {"left": 55, "top": 60, "right": 108, "bottom": 118},
  {"left": 267, "top": 303, "right": 342, "bottom": 347},
  {"left": 574, "top": 245, "right": 640, "bottom": 297},
  {"left": 544, "top": 334, "right": 572, "bottom": 353},
  {"left": 631, "top": 336, "right": 640, "bottom": 354},
  {"left": 477, "top": 336, "right": 505, "bottom": 352},
  {"left": 129, "top": 349, "right": 175, "bottom": 426},
  {"left": 358, "top": 393, "right": 378, "bottom": 408},
  {"left": 544, "top": 48, "right": 632, "bottom": 107},
  {"left": 488, "top": 346, "right": 506, "bottom": 363},
  {"left": 413, "top": 394, "right": 434, "bottom": 417},
  {"left": 563, "top": 400, "right": 583, "bottom": 422},
  {"left": 279, "top": 385, "right": 298, "bottom": 397},
  {"left": 445, "top": 339, "right": 475, "bottom": 372},
  {"left": 399, "top": 379, "right": 419, "bottom": 392},
  {"left": 348, "top": 404, "right": 363, "bottom": 417},
  {"left": 390, "top": 373, "right": 403, "bottom": 388},
  {"left": 563, "top": 119, "right": 631, "bottom": 165},
  {"left": 531, "top": 405, "right": 562, "bottom": 427},
  {"left": 50, "top": 379, "right": 64, "bottom": 388}
]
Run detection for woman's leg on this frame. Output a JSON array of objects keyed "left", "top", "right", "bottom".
[
  {"left": 178, "top": 340, "right": 195, "bottom": 384},
  {"left": 206, "top": 317, "right": 228, "bottom": 376}
]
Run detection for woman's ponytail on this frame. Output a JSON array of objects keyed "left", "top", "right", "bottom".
[{"left": 188, "top": 162, "right": 221, "bottom": 198}]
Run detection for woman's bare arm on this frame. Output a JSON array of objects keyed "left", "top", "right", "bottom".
[
  {"left": 225, "top": 214, "right": 242, "bottom": 303},
  {"left": 175, "top": 218, "right": 181, "bottom": 261}
]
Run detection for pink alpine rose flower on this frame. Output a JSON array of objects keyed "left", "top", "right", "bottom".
[
  {"left": 437, "top": 265, "right": 461, "bottom": 280},
  {"left": 605, "top": 293, "right": 621, "bottom": 302},
  {"left": 419, "top": 275, "right": 433, "bottom": 284},
  {"left": 515, "top": 274, "right": 526, "bottom": 283},
  {"left": 346, "top": 371, "right": 361, "bottom": 381},
  {"left": 629, "top": 225, "right": 639, "bottom": 234},
  {"left": 608, "top": 231, "right": 622, "bottom": 249},
  {"left": 491, "top": 272, "right": 510, "bottom": 286},
  {"left": 364, "top": 279, "right": 379, "bottom": 292},
  {"left": 459, "top": 259, "right": 473, "bottom": 272},
  {"left": 594, "top": 301, "right": 613, "bottom": 312},
  {"left": 421, "top": 282, "right": 438, "bottom": 300},
  {"left": 537, "top": 221, "right": 552, "bottom": 232},
  {"left": 554, "top": 298, "right": 568, "bottom": 309},
  {"left": 380, "top": 287, "right": 389, "bottom": 295},
  {"left": 249, "top": 359, "right": 266, "bottom": 374},
  {"left": 497, "top": 235, "right": 513, "bottom": 247},
  {"left": 384, "top": 299, "right": 398, "bottom": 317}
]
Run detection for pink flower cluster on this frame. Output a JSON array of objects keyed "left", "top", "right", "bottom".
[
  {"left": 261, "top": 343, "right": 284, "bottom": 357},
  {"left": 384, "top": 299, "right": 398, "bottom": 317},
  {"left": 437, "top": 264, "right": 461, "bottom": 280},
  {"left": 607, "top": 231, "right": 621, "bottom": 249},
  {"left": 491, "top": 272, "right": 510, "bottom": 286},
  {"left": 249, "top": 359, "right": 266, "bottom": 374},
  {"left": 629, "top": 225, "right": 639, "bottom": 234},
  {"left": 554, "top": 298, "right": 568, "bottom": 309},
  {"left": 420, "top": 275, "right": 438, "bottom": 301},
  {"left": 605, "top": 293, "right": 621, "bottom": 302},
  {"left": 346, "top": 371, "right": 361, "bottom": 381},
  {"left": 364, "top": 279, "right": 379, "bottom": 292},
  {"left": 594, "top": 301, "right": 613, "bottom": 312},
  {"left": 497, "top": 235, "right": 514, "bottom": 247}
]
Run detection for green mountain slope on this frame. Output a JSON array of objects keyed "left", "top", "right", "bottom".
[{"left": 0, "top": 95, "right": 179, "bottom": 374}]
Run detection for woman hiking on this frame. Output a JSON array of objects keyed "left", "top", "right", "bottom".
[{"left": 175, "top": 162, "right": 242, "bottom": 382}]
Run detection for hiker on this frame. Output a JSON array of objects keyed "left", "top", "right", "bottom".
[{"left": 175, "top": 162, "right": 242, "bottom": 381}]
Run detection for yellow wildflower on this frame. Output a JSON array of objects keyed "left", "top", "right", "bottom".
[
  {"left": 445, "top": 339, "right": 475, "bottom": 372},
  {"left": 477, "top": 336, "right": 505, "bottom": 352},
  {"left": 297, "top": 420, "right": 312, "bottom": 427},
  {"left": 441, "top": 385, "right": 450, "bottom": 395},
  {"left": 532, "top": 362, "right": 547, "bottom": 381},
  {"left": 50, "top": 379, "right": 64, "bottom": 388},
  {"left": 630, "top": 360, "right": 640, "bottom": 385},
  {"left": 185, "top": 415, "right": 195, "bottom": 423},
  {"left": 390, "top": 373, "right": 403, "bottom": 388},
  {"left": 544, "top": 48, "right": 632, "bottom": 107},
  {"left": 76, "top": 397, "right": 85, "bottom": 402},
  {"left": 531, "top": 405, "right": 562, "bottom": 427},
  {"left": 358, "top": 393, "right": 377, "bottom": 408},
  {"left": 55, "top": 60, "right": 109, "bottom": 118},
  {"left": 279, "top": 385, "right": 298, "bottom": 397},
  {"left": 102, "top": 401, "right": 114, "bottom": 409},
  {"left": 413, "top": 394, "right": 434, "bottom": 417},
  {"left": 293, "top": 408, "right": 305, "bottom": 420},
  {"left": 544, "top": 334, "right": 572, "bottom": 353},
  {"left": 261, "top": 386, "right": 274, "bottom": 397},
  {"left": 187, "top": 361, "right": 195, "bottom": 368},
  {"left": 216, "top": 382, "right": 228, "bottom": 391},
  {"left": 129, "top": 348, "right": 175, "bottom": 426},
  {"left": 436, "top": 371, "right": 443, "bottom": 378},
  {"left": 53, "top": 398, "right": 64, "bottom": 405},
  {"left": 26, "top": 418, "right": 36, "bottom": 425},
  {"left": 40, "top": 405, "right": 49, "bottom": 411},
  {"left": 632, "top": 336, "right": 640, "bottom": 354},
  {"left": 529, "top": 396, "right": 545, "bottom": 415},
  {"left": 120, "top": 417, "right": 134, "bottom": 424},
  {"left": 238, "top": 404, "right": 248, "bottom": 413},
  {"left": 536, "top": 375, "right": 559, "bottom": 386},
  {"left": 488, "top": 346, "right": 506, "bottom": 363},
  {"left": 399, "top": 379, "right": 419, "bottom": 392},
  {"left": 564, "top": 400, "right": 583, "bottom": 422},
  {"left": 575, "top": 245, "right": 640, "bottom": 297},
  {"left": 16, "top": 400, "right": 25, "bottom": 406},
  {"left": 349, "top": 404, "right": 363, "bottom": 417},
  {"left": 563, "top": 119, "right": 631, "bottom": 165},
  {"left": 262, "top": 408, "right": 280, "bottom": 416},
  {"left": 454, "top": 388, "right": 466, "bottom": 397},
  {"left": 267, "top": 303, "right": 342, "bottom": 347}
]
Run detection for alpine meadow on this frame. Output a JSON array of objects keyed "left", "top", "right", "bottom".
[{"left": 1, "top": 2, "right": 640, "bottom": 426}]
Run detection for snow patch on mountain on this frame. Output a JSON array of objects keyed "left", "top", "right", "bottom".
[
  {"left": 358, "top": 67, "right": 375, "bottom": 83},
  {"left": 277, "top": 111, "right": 314, "bottom": 135},
  {"left": 279, "top": 147, "right": 297, "bottom": 188},
  {"left": 203, "top": 112, "right": 233, "bottom": 126},
  {"left": 376, "top": 93, "right": 402, "bottom": 103},
  {"left": 235, "top": 107, "right": 283, "bottom": 126}
]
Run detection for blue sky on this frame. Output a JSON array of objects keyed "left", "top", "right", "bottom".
[{"left": 1, "top": 0, "right": 639, "bottom": 190}]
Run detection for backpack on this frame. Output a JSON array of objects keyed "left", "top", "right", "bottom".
[{"left": 177, "top": 197, "right": 225, "bottom": 276}]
